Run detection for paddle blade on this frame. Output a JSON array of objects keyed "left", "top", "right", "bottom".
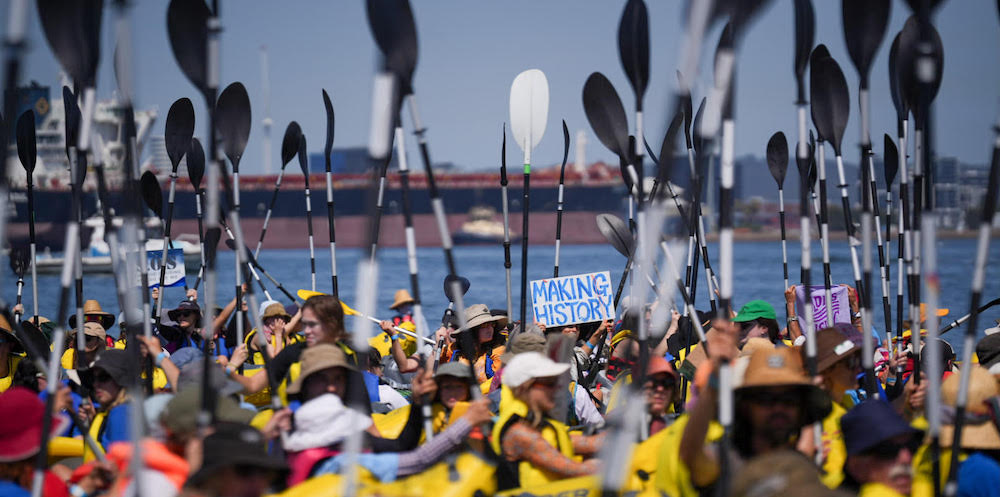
[
  {"left": 297, "top": 134, "right": 309, "bottom": 176},
  {"left": 501, "top": 123, "right": 508, "bottom": 182},
  {"left": 166, "top": 0, "right": 210, "bottom": 97},
  {"left": 37, "top": 0, "right": 103, "bottom": 86},
  {"left": 793, "top": 0, "right": 814, "bottom": 99},
  {"left": 16, "top": 110, "right": 37, "bottom": 174},
  {"left": 809, "top": 45, "right": 850, "bottom": 154},
  {"left": 897, "top": 16, "right": 944, "bottom": 127},
  {"left": 888, "top": 33, "right": 907, "bottom": 124},
  {"left": 509, "top": 69, "right": 550, "bottom": 154},
  {"left": 216, "top": 83, "right": 252, "bottom": 171},
  {"left": 322, "top": 89, "right": 335, "bottom": 159},
  {"left": 841, "top": 0, "right": 891, "bottom": 83},
  {"left": 596, "top": 213, "right": 633, "bottom": 258},
  {"left": 165, "top": 98, "right": 196, "bottom": 170},
  {"left": 559, "top": 120, "right": 570, "bottom": 183},
  {"left": 617, "top": 0, "right": 649, "bottom": 108},
  {"left": 204, "top": 227, "right": 221, "bottom": 267},
  {"left": 62, "top": 86, "right": 81, "bottom": 162},
  {"left": 443, "top": 275, "right": 471, "bottom": 303},
  {"left": 677, "top": 70, "right": 694, "bottom": 149},
  {"left": 140, "top": 171, "right": 164, "bottom": 219},
  {"left": 281, "top": 121, "right": 302, "bottom": 167},
  {"left": 766, "top": 132, "right": 789, "bottom": 188},
  {"left": 366, "top": 0, "right": 419, "bottom": 92},
  {"left": 582, "top": 72, "right": 629, "bottom": 159},
  {"left": 883, "top": 134, "right": 899, "bottom": 186},
  {"left": 692, "top": 97, "right": 707, "bottom": 155},
  {"left": 9, "top": 244, "right": 30, "bottom": 278},
  {"left": 187, "top": 137, "right": 205, "bottom": 189}
]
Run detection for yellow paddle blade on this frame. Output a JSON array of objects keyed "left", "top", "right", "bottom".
[
  {"left": 297, "top": 289, "right": 326, "bottom": 301},
  {"left": 340, "top": 301, "right": 360, "bottom": 316}
]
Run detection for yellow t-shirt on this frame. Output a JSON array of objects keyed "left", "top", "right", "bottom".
[
  {"left": 0, "top": 355, "right": 23, "bottom": 393},
  {"left": 819, "top": 402, "right": 848, "bottom": 489}
]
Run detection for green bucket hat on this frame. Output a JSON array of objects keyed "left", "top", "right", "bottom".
[{"left": 732, "top": 300, "right": 777, "bottom": 323}]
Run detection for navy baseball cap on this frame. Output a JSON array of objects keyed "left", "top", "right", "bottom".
[{"left": 841, "top": 400, "right": 921, "bottom": 456}]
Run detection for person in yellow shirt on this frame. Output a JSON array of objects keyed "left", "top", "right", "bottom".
[
  {"left": 841, "top": 399, "right": 922, "bottom": 497},
  {"left": 61, "top": 322, "right": 108, "bottom": 370}
]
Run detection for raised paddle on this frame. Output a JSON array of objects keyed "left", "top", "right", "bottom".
[
  {"left": 322, "top": 89, "right": 339, "bottom": 296},
  {"left": 9, "top": 245, "right": 29, "bottom": 321},
  {"left": 500, "top": 125, "right": 513, "bottom": 322},
  {"left": 188, "top": 138, "right": 207, "bottom": 292},
  {"left": 766, "top": 132, "right": 790, "bottom": 325},
  {"left": 140, "top": 171, "right": 171, "bottom": 329},
  {"left": 889, "top": 32, "right": 916, "bottom": 352},
  {"left": 297, "top": 134, "right": 317, "bottom": 292},
  {"left": 618, "top": 0, "right": 650, "bottom": 280},
  {"left": 809, "top": 46, "right": 837, "bottom": 329},
  {"left": 219, "top": 237, "right": 274, "bottom": 302},
  {"left": 161, "top": 98, "right": 196, "bottom": 296},
  {"left": 553, "top": 120, "right": 570, "bottom": 277},
  {"left": 885, "top": 134, "right": 905, "bottom": 359},
  {"left": 254, "top": 121, "right": 302, "bottom": 257},
  {"left": 509, "top": 69, "right": 549, "bottom": 330},
  {"left": 15, "top": 109, "right": 39, "bottom": 324}
]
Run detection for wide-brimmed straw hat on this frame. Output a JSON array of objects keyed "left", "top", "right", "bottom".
[
  {"left": 258, "top": 301, "right": 291, "bottom": 322},
  {"left": 68, "top": 300, "right": 116, "bottom": 330},
  {"left": 456, "top": 304, "right": 507, "bottom": 333},
  {"left": 736, "top": 347, "right": 831, "bottom": 424},
  {"left": 286, "top": 344, "right": 357, "bottom": 395},
  {"left": 939, "top": 366, "right": 1000, "bottom": 450},
  {"left": 389, "top": 289, "right": 415, "bottom": 310}
]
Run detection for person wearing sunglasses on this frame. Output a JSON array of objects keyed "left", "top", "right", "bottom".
[
  {"left": 76, "top": 350, "right": 138, "bottom": 462},
  {"left": 61, "top": 322, "right": 108, "bottom": 370},
  {"left": 492, "top": 351, "right": 604, "bottom": 490},
  {"left": 841, "top": 399, "right": 922, "bottom": 496},
  {"left": 802, "top": 325, "right": 864, "bottom": 489},
  {"left": 644, "top": 356, "right": 680, "bottom": 437}
]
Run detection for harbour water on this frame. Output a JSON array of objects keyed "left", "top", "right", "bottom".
[{"left": 4, "top": 238, "right": 999, "bottom": 358}]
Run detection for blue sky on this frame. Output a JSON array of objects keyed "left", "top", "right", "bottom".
[{"left": 11, "top": 0, "right": 1000, "bottom": 173}]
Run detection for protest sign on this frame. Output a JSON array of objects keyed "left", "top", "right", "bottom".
[
  {"left": 530, "top": 271, "right": 615, "bottom": 326},
  {"left": 147, "top": 248, "right": 186, "bottom": 288},
  {"left": 795, "top": 285, "right": 851, "bottom": 328}
]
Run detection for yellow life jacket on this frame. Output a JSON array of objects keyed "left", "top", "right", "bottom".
[
  {"left": 371, "top": 402, "right": 471, "bottom": 441},
  {"left": 368, "top": 330, "right": 418, "bottom": 359},
  {"left": 819, "top": 402, "right": 848, "bottom": 489},
  {"left": 494, "top": 475, "right": 600, "bottom": 497},
  {"left": 624, "top": 426, "right": 672, "bottom": 493},
  {"left": 490, "top": 394, "right": 575, "bottom": 489},
  {"left": 913, "top": 443, "right": 961, "bottom": 497},
  {"left": 83, "top": 411, "right": 107, "bottom": 462},
  {"left": 0, "top": 355, "right": 22, "bottom": 393},
  {"left": 652, "top": 413, "right": 724, "bottom": 497},
  {"left": 245, "top": 328, "right": 304, "bottom": 365}
]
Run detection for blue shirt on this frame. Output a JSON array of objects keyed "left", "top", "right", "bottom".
[{"left": 958, "top": 452, "right": 1000, "bottom": 497}]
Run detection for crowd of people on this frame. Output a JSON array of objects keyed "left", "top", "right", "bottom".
[{"left": 1, "top": 281, "right": 1000, "bottom": 497}]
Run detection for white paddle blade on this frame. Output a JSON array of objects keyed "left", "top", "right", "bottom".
[{"left": 509, "top": 69, "right": 549, "bottom": 159}]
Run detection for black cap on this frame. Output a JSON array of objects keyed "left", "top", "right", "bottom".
[
  {"left": 187, "top": 423, "right": 287, "bottom": 485},
  {"left": 87, "top": 349, "right": 136, "bottom": 388}
]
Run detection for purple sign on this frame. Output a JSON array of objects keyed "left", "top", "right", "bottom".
[{"left": 795, "top": 285, "right": 851, "bottom": 329}]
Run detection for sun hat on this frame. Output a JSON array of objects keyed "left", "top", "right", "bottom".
[
  {"left": 88, "top": 349, "right": 136, "bottom": 388},
  {"left": 286, "top": 343, "right": 357, "bottom": 395},
  {"left": 841, "top": 399, "right": 921, "bottom": 456},
  {"left": 501, "top": 351, "right": 570, "bottom": 389},
  {"left": 739, "top": 337, "right": 775, "bottom": 358},
  {"left": 434, "top": 361, "right": 475, "bottom": 382},
  {"left": 939, "top": 366, "right": 1000, "bottom": 450},
  {"left": 646, "top": 356, "right": 679, "bottom": 380},
  {"left": 69, "top": 321, "right": 107, "bottom": 343},
  {"left": 731, "top": 450, "right": 831, "bottom": 497},
  {"left": 160, "top": 387, "right": 255, "bottom": 436},
  {"left": 187, "top": 423, "right": 287, "bottom": 485},
  {"left": 457, "top": 304, "right": 507, "bottom": 333},
  {"left": 68, "top": 299, "right": 116, "bottom": 329},
  {"left": 0, "top": 314, "right": 24, "bottom": 354},
  {"left": 736, "top": 347, "right": 831, "bottom": 424},
  {"left": 20, "top": 316, "right": 53, "bottom": 346},
  {"left": 389, "top": 289, "right": 415, "bottom": 310},
  {"left": 258, "top": 300, "right": 291, "bottom": 322},
  {"left": 976, "top": 333, "right": 1000, "bottom": 371},
  {"left": 167, "top": 300, "right": 202, "bottom": 325},
  {"left": 732, "top": 300, "right": 777, "bottom": 323},
  {"left": 0, "top": 387, "right": 70, "bottom": 462},
  {"left": 283, "top": 393, "right": 372, "bottom": 452},
  {"left": 806, "top": 326, "right": 861, "bottom": 373},
  {"left": 500, "top": 332, "right": 547, "bottom": 363}
]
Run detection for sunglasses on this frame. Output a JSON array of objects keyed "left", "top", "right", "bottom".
[
  {"left": 93, "top": 371, "right": 114, "bottom": 384},
  {"left": 743, "top": 390, "right": 800, "bottom": 407},
  {"left": 177, "top": 310, "right": 196, "bottom": 317},
  {"left": 643, "top": 377, "right": 677, "bottom": 391},
  {"left": 864, "top": 436, "right": 921, "bottom": 460},
  {"left": 85, "top": 315, "right": 102, "bottom": 323}
]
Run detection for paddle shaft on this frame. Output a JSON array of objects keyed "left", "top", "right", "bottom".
[
  {"left": 1, "top": 0, "right": 28, "bottom": 337},
  {"left": 193, "top": 189, "right": 206, "bottom": 291},
  {"left": 896, "top": 122, "right": 911, "bottom": 371},
  {"left": 859, "top": 85, "right": 883, "bottom": 396},
  {"left": 304, "top": 173, "right": 317, "bottom": 291},
  {"left": 27, "top": 181, "right": 38, "bottom": 322},
  {"left": 253, "top": 163, "right": 288, "bottom": 259},
  {"left": 394, "top": 124, "right": 432, "bottom": 348},
  {"left": 554, "top": 178, "right": 565, "bottom": 277},
  {"left": 500, "top": 151, "right": 513, "bottom": 323},
  {"left": 817, "top": 141, "right": 834, "bottom": 328},
  {"left": 520, "top": 164, "right": 530, "bottom": 328},
  {"left": 325, "top": 149, "right": 339, "bottom": 297}
]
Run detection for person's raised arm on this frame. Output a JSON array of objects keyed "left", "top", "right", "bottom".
[
  {"left": 381, "top": 320, "right": 420, "bottom": 373},
  {"left": 224, "top": 344, "right": 269, "bottom": 394},
  {"left": 283, "top": 308, "right": 302, "bottom": 338},
  {"left": 652, "top": 311, "right": 681, "bottom": 358}
]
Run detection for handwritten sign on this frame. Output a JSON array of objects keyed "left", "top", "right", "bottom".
[
  {"left": 795, "top": 285, "right": 851, "bottom": 328},
  {"left": 531, "top": 271, "right": 615, "bottom": 326},
  {"left": 147, "top": 248, "right": 186, "bottom": 289}
]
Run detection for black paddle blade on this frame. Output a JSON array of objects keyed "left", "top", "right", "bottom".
[
  {"left": 596, "top": 213, "right": 633, "bottom": 258},
  {"left": 366, "top": 0, "right": 419, "bottom": 93},
  {"left": 558, "top": 120, "right": 570, "bottom": 183},
  {"left": 842, "top": 0, "right": 891, "bottom": 85},
  {"left": 187, "top": 137, "right": 205, "bottom": 189},
  {"left": 897, "top": 16, "right": 944, "bottom": 127},
  {"left": 501, "top": 123, "right": 508, "bottom": 182},
  {"left": 204, "top": 227, "right": 221, "bottom": 266},
  {"left": 692, "top": 97, "right": 707, "bottom": 155},
  {"left": 322, "top": 90, "right": 335, "bottom": 160},
  {"left": 766, "top": 131, "right": 789, "bottom": 188},
  {"left": 809, "top": 45, "right": 850, "bottom": 154},
  {"left": 582, "top": 72, "right": 629, "bottom": 160},
  {"left": 297, "top": 134, "right": 309, "bottom": 176},
  {"left": 904, "top": 0, "right": 945, "bottom": 14},
  {"left": 165, "top": 98, "right": 196, "bottom": 171},
  {"left": 281, "top": 121, "right": 302, "bottom": 167},
  {"left": 62, "top": 86, "right": 81, "bottom": 161},
  {"left": 677, "top": 71, "right": 694, "bottom": 149},
  {"left": 793, "top": 0, "right": 814, "bottom": 101},
  {"left": 617, "top": 0, "right": 649, "bottom": 109},
  {"left": 657, "top": 109, "right": 684, "bottom": 171},
  {"left": 166, "top": 0, "right": 210, "bottom": 97},
  {"left": 140, "top": 171, "right": 164, "bottom": 219},
  {"left": 884, "top": 134, "right": 899, "bottom": 186},
  {"left": 16, "top": 110, "right": 37, "bottom": 174},
  {"left": 888, "top": 33, "right": 907, "bottom": 124},
  {"left": 443, "top": 275, "right": 470, "bottom": 303},
  {"left": 37, "top": 0, "right": 103, "bottom": 87},
  {"left": 9, "top": 244, "right": 30, "bottom": 278},
  {"left": 216, "top": 82, "right": 252, "bottom": 172}
]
